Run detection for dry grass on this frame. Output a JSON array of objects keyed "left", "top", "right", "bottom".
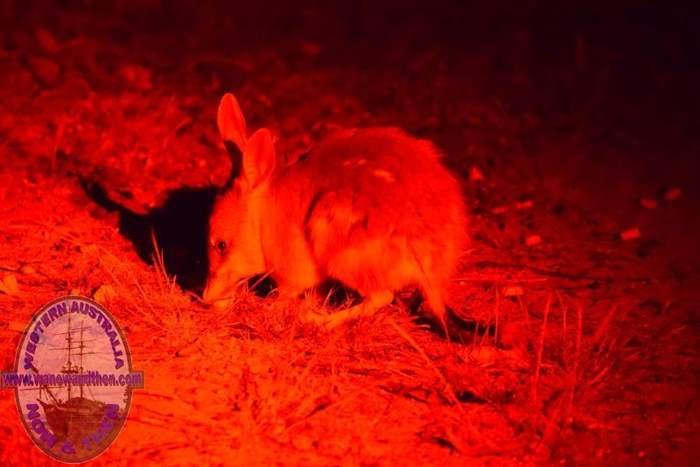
[{"left": 1, "top": 169, "right": 691, "bottom": 465}]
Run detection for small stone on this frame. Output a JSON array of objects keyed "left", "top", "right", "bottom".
[
  {"left": 663, "top": 187, "right": 681, "bottom": 201},
  {"left": 640, "top": 198, "right": 658, "bottom": 209},
  {"left": 515, "top": 199, "right": 534, "bottom": 210},
  {"left": 503, "top": 286, "right": 524, "bottom": 297},
  {"left": 94, "top": 284, "right": 117, "bottom": 303},
  {"left": 0, "top": 274, "right": 20, "bottom": 296},
  {"left": 525, "top": 234, "right": 542, "bottom": 246},
  {"left": 469, "top": 165, "right": 485, "bottom": 182},
  {"left": 620, "top": 228, "right": 641, "bottom": 241}
]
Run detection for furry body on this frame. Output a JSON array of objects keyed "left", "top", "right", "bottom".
[{"left": 204, "top": 94, "right": 466, "bottom": 326}]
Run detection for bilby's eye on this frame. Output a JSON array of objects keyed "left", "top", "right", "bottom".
[{"left": 215, "top": 240, "right": 227, "bottom": 254}]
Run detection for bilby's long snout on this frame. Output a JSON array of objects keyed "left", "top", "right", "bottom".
[
  {"left": 202, "top": 282, "right": 215, "bottom": 304},
  {"left": 202, "top": 280, "right": 235, "bottom": 311},
  {"left": 202, "top": 277, "right": 227, "bottom": 305}
]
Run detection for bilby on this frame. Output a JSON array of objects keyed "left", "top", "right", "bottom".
[{"left": 203, "top": 93, "right": 467, "bottom": 328}]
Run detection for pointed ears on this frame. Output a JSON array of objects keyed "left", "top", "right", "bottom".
[
  {"left": 217, "top": 93, "right": 248, "bottom": 151},
  {"left": 218, "top": 93, "right": 248, "bottom": 183},
  {"left": 242, "top": 128, "right": 276, "bottom": 189}
]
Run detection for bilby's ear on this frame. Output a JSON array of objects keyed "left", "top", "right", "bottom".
[
  {"left": 218, "top": 93, "right": 248, "bottom": 183},
  {"left": 242, "top": 128, "right": 276, "bottom": 189},
  {"left": 218, "top": 93, "right": 247, "bottom": 150}
]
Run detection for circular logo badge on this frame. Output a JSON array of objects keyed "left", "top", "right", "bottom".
[{"left": 2, "top": 296, "right": 143, "bottom": 463}]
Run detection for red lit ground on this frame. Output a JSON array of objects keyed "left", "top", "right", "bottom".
[{"left": 0, "top": 2, "right": 698, "bottom": 465}]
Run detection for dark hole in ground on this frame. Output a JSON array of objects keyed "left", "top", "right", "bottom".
[{"left": 80, "top": 177, "right": 217, "bottom": 295}]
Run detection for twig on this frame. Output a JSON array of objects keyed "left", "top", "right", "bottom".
[
  {"left": 472, "top": 260, "right": 656, "bottom": 284},
  {"left": 531, "top": 293, "right": 552, "bottom": 405},
  {"left": 556, "top": 290, "right": 568, "bottom": 371},
  {"left": 494, "top": 287, "right": 501, "bottom": 346},
  {"left": 565, "top": 303, "right": 584, "bottom": 422},
  {"left": 592, "top": 304, "right": 618, "bottom": 347}
]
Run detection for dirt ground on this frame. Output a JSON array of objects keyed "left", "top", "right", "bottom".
[{"left": 1, "top": 1, "right": 699, "bottom": 465}]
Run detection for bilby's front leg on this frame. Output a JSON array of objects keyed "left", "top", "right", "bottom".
[{"left": 305, "top": 290, "right": 394, "bottom": 329}]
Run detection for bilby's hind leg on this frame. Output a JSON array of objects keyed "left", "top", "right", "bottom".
[
  {"left": 420, "top": 280, "right": 451, "bottom": 341},
  {"left": 305, "top": 290, "right": 394, "bottom": 329}
]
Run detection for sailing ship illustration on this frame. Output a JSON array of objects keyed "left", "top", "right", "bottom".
[{"left": 22, "top": 311, "right": 123, "bottom": 443}]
